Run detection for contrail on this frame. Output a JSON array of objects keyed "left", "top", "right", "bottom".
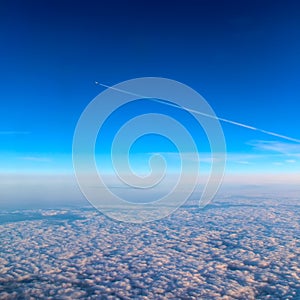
[{"left": 95, "top": 81, "right": 300, "bottom": 144}]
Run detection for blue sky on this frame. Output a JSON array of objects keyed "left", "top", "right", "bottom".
[{"left": 1, "top": 0, "right": 300, "bottom": 176}]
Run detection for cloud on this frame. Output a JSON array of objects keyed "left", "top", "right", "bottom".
[
  {"left": 0, "top": 191, "right": 299, "bottom": 299},
  {"left": 0, "top": 131, "right": 30, "bottom": 135},
  {"left": 144, "top": 151, "right": 300, "bottom": 175},
  {"left": 285, "top": 159, "right": 296, "bottom": 164},
  {"left": 236, "top": 160, "right": 250, "bottom": 165},
  {"left": 149, "top": 152, "right": 252, "bottom": 164},
  {"left": 18, "top": 156, "right": 52, "bottom": 162},
  {"left": 249, "top": 140, "right": 300, "bottom": 156},
  {"left": 149, "top": 151, "right": 276, "bottom": 165}
]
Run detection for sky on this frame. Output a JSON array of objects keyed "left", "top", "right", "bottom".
[{"left": 1, "top": 0, "right": 300, "bottom": 179}]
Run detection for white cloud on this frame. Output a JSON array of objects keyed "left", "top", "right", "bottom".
[
  {"left": 142, "top": 150, "right": 300, "bottom": 176},
  {"left": 285, "top": 159, "right": 296, "bottom": 164},
  {"left": 236, "top": 160, "right": 250, "bottom": 165},
  {"left": 0, "top": 131, "right": 30, "bottom": 135},
  {"left": 248, "top": 140, "right": 300, "bottom": 155},
  {"left": 273, "top": 162, "right": 283, "bottom": 166},
  {"left": 18, "top": 156, "right": 52, "bottom": 162}
]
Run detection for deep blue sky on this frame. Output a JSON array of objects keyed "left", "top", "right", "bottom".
[{"left": 1, "top": 0, "right": 300, "bottom": 173}]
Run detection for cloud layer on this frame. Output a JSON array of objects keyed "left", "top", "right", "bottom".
[{"left": 0, "top": 190, "right": 299, "bottom": 299}]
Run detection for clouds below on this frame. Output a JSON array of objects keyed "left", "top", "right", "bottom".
[{"left": 0, "top": 192, "right": 299, "bottom": 299}]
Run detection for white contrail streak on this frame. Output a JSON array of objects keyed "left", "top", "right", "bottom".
[{"left": 95, "top": 82, "right": 300, "bottom": 144}]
